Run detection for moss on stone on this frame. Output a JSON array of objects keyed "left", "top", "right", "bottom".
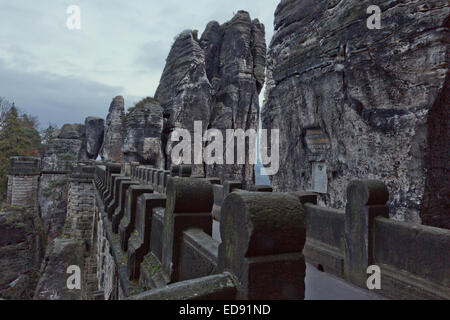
[
  {"left": 57, "top": 153, "right": 77, "bottom": 161},
  {"left": 42, "top": 178, "right": 68, "bottom": 198}
]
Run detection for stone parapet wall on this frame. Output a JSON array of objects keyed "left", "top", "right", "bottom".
[
  {"left": 94, "top": 163, "right": 307, "bottom": 300},
  {"left": 302, "top": 181, "right": 450, "bottom": 300},
  {"left": 93, "top": 163, "right": 450, "bottom": 300}
]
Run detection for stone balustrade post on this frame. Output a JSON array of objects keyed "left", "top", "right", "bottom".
[
  {"left": 127, "top": 194, "right": 167, "bottom": 280},
  {"left": 218, "top": 191, "right": 307, "bottom": 300},
  {"left": 161, "top": 177, "right": 214, "bottom": 283},
  {"left": 119, "top": 185, "right": 154, "bottom": 252},
  {"left": 344, "top": 180, "right": 389, "bottom": 287}
]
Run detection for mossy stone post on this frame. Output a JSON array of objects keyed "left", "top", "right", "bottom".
[
  {"left": 163, "top": 171, "right": 171, "bottom": 191},
  {"left": 344, "top": 180, "right": 389, "bottom": 287},
  {"left": 161, "top": 177, "right": 214, "bottom": 283},
  {"left": 218, "top": 192, "right": 307, "bottom": 300},
  {"left": 122, "top": 162, "right": 132, "bottom": 177},
  {"left": 103, "top": 163, "right": 121, "bottom": 199},
  {"left": 112, "top": 180, "right": 140, "bottom": 232},
  {"left": 216, "top": 181, "right": 243, "bottom": 221},
  {"left": 223, "top": 181, "right": 243, "bottom": 199},
  {"left": 94, "top": 166, "right": 105, "bottom": 190},
  {"left": 152, "top": 170, "right": 159, "bottom": 189},
  {"left": 179, "top": 165, "right": 192, "bottom": 177},
  {"left": 250, "top": 185, "right": 273, "bottom": 192},
  {"left": 137, "top": 166, "right": 144, "bottom": 182},
  {"left": 127, "top": 194, "right": 167, "bottom": 280},
  {"left": 129, "top": 163, "right": 136, "bottom": 179},
  {"left": 145, "top": 168, "right": 153, "bottom": 185},
  {"left": 104, "top": 174, "right": 121, "bottom": 205},
  {"left": 119, "top": 185, "right": 154, "bottom": 252},
  {"left": 106, "top": 177, "right": 130, "bottom": 220},
  {"left": 205, "top": 178, "right": 221, "bottom": 185}
]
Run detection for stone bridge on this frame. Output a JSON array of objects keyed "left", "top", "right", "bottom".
[{"left": 4, "top": 157, "right": 450, "bottom": 300}]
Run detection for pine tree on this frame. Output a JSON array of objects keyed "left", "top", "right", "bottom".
[{"left": 0, "top": 106, "right": 35, "bottom": 200}]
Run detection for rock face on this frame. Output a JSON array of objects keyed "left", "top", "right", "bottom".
[
  {"left": 155, "top": 30, "right": 213, "bottom": 176},
  {"left": 38, "top": 173, "right": 69, "bottom": 239},
  {"left": 200, "top": 12, "right": 266, "bottom": 186},
  {"left": 34, "top": 239, "right": 87, "bottom": 300},
  {"left": 262, "top": 0, "right": 449, "bottom": 227},
  {"left": 85, "top": 117, "right": 104, "bottom": 160},
  {"left": 0, "top": 208, "right": 45, "bottom": 299},
  {"left": 43, "top": 119, "right": 104, "bottom": 163},
  {"left": 156, "top": 11, "right": 266, "bottom": 186},
  {"left": 122, "top": 98, "right": 164, "bottom": 166},
  {"left": 44, "top": 124, "right": 85, "bottom": 161},
  {"left": 100, "top": 96, "right": 125, "bottom": 163}
]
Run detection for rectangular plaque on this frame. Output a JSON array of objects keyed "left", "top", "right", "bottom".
[
  {"left": 305, "top": 129, "right": 330, "bottom": 154},
  {"left": 312, "top": 162, "right": 327, "bottom": 194}
]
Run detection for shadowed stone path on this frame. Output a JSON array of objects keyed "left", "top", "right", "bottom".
[
  {"left": 213, "top": 220, "right": 386, "bottom": 300},
  {"left": 305, "top": 264, "right": 386, "bottom": 300}
]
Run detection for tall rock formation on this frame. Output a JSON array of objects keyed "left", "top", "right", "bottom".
[
  {"left": 155, "top": 30, "right": 213, "bottom": 176},
  {"left": 44, "top": 124, "right": 85, "bottom": 162},
  {"left": 156, "top": 11, "right": 266, "bottom": 185},
  {"left": 0, "top": 208, "right": 45, "bottom": 299},
  {"left": 262, "top": 0, "right": 449, "bottom": 228},
  {"left": 200, "top": 11, "right": 266, "bottom": 186},
  {"left": 85, "top": 117, "right": 104, "bottom": 160},
  {"left": 100, "top": 96, "right": 125, "bottom": 163},
  {"left": 122, "top": 98, "right": 164, "bottom": 166}
]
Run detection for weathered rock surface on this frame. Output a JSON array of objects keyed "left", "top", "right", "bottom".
[
  {"left": 0, "top": 208, "right": 45, "bottom": 299},
  {"left": 85, "top": 117, "right": 104, "bottom": 160},
  {"left": 38, "top": 174, "right": 69, "bottom": 240},
  {"left": 44, "top": 123, "right": 85, "bottom": 161},
  {"left": 58, "top": 124, "right": 85, "bottom": 140},
  {"left": 155, "top": 30, "right": 213, "bottom": 176},
  {"left": 262, "top": 0, "right": 449, "bottom": 227},
  {"left": 40, "top": 154, "right": 74, "bottom": 173},
  {"left": 100, "top": 96, "right": 125, "bottom": 163},
  {"left": 156, "top": 11, "right": 266, "bottom": 185},
  {"left": 200, "top": 11, "right": 266, "bottom": 186},
  {"left": 122, "top": 98, "right": 164, "bottom": 166},
  {"left": 34, "top": 238, "right": 87, "bottom": 300}
]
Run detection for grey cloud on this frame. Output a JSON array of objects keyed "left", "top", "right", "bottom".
[
  {"left": 0, "top": 58, "right": 137, "bottom": 128},
  {"left": 0, "top": 1, "right": 279, "bottom": 128},
  {"left": 135, "top": 40, "right": 170, "bottom": 74}
]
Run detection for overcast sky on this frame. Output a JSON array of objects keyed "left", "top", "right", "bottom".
[{"left": 0, "top": 0, "right": 278, "bottom": 128}]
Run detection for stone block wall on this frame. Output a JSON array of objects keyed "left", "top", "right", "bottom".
[
  {"left": 0, "top": 208, "right": 45, "bottom": 300},
  {"left": 63, "top": 180, "right": 95, "bottom": 242},
  {"left": 6, "top": 175, "right": 39, "bottom": 211},
  {"left": 6, "top": 157, "right": 41, "bottom": 211}
]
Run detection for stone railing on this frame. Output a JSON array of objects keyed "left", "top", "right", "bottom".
[
  {"left": 302, "top": 180, "right": 450, "bottom": 300},
  {"left": 94, "top": 163, "right": 306, "bottom": 300},
  {"left": 6, "top": 156, "right": 450, "bottom": 300},
  {"left": 94, "top": 163, "right": 450, "bottom": 300}
]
